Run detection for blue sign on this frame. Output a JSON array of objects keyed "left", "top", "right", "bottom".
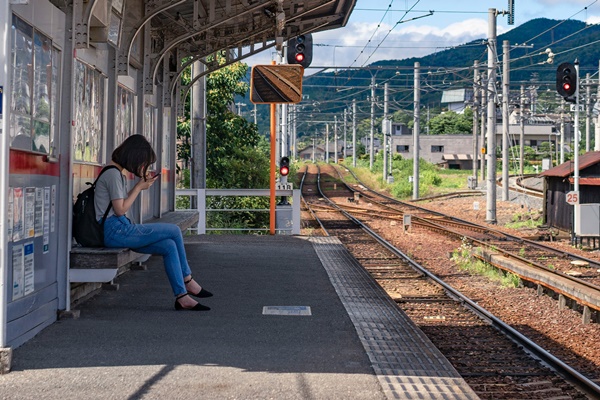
[{"left": 0, "top": 86, "right": 3, "bottom": 114}]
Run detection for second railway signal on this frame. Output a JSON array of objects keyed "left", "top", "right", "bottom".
[
  {"left": 279, "top": 157, "right": 290, "bottom": 177},
  {"left": 556, "top": 62, "right": 577, "bottom": 99},
  {"left": 287, "top": 34, "right": 313, "bottom": 69}
]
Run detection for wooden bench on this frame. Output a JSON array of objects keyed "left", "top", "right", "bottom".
[{"left": 69, "top": 211, "right": 199, "bottom": 284}]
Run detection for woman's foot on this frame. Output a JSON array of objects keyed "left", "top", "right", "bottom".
[
  {"left": 174, "top": 294, "right": 210, "bottom": 311},
  {"left": 184, "top": 276, "right": 213, "bottom": 298}
]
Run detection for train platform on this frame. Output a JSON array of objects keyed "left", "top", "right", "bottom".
[{"left": 0, "top": 235, "right": 478, "bottom": 400}]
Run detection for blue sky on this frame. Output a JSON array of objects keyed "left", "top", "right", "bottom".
[{"left": 247, "top": 0, "right": 600, "bottom": 69}]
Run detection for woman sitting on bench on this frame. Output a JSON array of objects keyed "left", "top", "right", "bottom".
[{"left": 95, "top": 134, "right": 212, "bottom": 311}]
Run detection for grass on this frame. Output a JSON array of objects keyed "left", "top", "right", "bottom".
[
  {"left": 452, "top": 238, "right": 522, "bottom": 288},
  {"left": 341, "top": 156, "right": 473, "bottom": 200},
  {"left": 505, "top": 211, "right": 543, "bottom": 230}
]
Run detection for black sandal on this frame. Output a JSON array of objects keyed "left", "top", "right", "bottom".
[
  {"left": 185, "top": 276, "right": 214, "bottom": 298},
  {"left": 174, "top": 293, "right": 210, "bottom": 311}
]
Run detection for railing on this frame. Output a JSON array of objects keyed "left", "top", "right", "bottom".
[{"left": 175, "top": 188, "right": 300, "bottom": 234}]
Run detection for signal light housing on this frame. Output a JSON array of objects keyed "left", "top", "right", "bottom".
[
  {"left": 556, "top": 62, "right": 577, "bottom": 99},
  {"left": 280, "top": 156, "right": 290, "bottom": 176},
  {"left": 287, "top": 34, "right": 313, "bottom": 69}
]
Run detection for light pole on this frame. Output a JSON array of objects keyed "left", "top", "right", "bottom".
[
  {"left": 235, "top": 102, "right": 246, "bottom": 116},
  {"left": 485, "top": 8, "right": 498, "bottom": 223}
]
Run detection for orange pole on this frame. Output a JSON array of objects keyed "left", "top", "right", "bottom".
[{"left": 270, "top": 103, "right": 276, "bottom": 234}]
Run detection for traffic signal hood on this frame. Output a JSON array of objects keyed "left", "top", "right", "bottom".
[
  {"left": 280, "top": 157, "right": 290, "bottom": 176},
  {"left": 556, "top": 62, "right": 577, "bottom": 99},
  {"left": 287, "top": 34, "right": 313, "bottom": 69}
]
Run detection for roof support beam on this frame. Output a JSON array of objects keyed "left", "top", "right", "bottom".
[
  {"left": 149, "top": 0, "right": 272, "bottom": 91},
  {"left": 73, "top": 0, "right": 98, "bottom": 48},
  {"left": 117, "top": 0, "right": 186, "bottom": 76}
]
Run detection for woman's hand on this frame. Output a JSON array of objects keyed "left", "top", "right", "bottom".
[
  {"left": 136, "top": 174, "right": 159, "bottom": 190},
  {"left": 112, "top": 174, "right": 159, "bottom": 216}
]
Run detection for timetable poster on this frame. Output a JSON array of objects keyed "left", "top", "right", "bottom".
[
  {"left": 12, "top": 187, "right": 24, "bottom": 242},
  {"left": 43, "top": 187, "right": 50, "bottom": 253},
  {"left": 51, "top": 185, "right": 56, "bottom": 232},
  {"left": 34, "top": 188, "right": 43, "bottom": 237},
  {"left": 25, "top": 187, "right": 35, "bottom": 238},
  {"left": 7, "top": 187, "right": 13, "bottom": 240},
  {"left": 23, "top": 242, "right": 35, "bottom": 296},
  {"left": 12, "top": 244, "right": 24, "bottom": 300}
]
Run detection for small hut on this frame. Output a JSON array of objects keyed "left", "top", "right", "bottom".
[{"left": 539, "top": 151, "right": 600, "bottom": 232}]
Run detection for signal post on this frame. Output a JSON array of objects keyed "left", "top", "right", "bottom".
[{"left": 250, "top": 34, "right": 311, "bottom": 234}]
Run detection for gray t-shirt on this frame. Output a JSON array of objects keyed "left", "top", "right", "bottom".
[{"left": 94, "top": 167, "right": 128, "bottom": 221}]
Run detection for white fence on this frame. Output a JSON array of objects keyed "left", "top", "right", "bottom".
[{"left": 176, "top": 188, "right": 301, "bottom": 235}]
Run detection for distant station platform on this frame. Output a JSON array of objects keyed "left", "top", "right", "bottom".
[{"left": 1, "top": 235, "right": 478, "bottom": 400}]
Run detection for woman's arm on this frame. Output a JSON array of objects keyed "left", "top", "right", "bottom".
[{"left": 111, "top": 175, "right": 159, "bottom": 216}]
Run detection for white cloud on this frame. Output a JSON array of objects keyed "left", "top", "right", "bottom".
[
  {"left": 586, "top": 15, "right": 600, "bottom": 24},
  {"left": 310, "top": 18, "right": 495, "bottom": 68}
]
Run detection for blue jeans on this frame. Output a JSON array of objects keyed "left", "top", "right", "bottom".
[{"left": 103, "top": 215, "right": 190, "bottom": 297}]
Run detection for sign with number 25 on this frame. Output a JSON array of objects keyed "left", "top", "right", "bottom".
[{"left": 566, "top": 191, "right": 579, "bottom": 205}]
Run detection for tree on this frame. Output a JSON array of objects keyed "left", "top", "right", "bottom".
[
  {"left": 177, "top": 56, "right": 271, "bottom": 231},
  {"left": 427, "top": 109, "right": 473, "bottom": 135}
]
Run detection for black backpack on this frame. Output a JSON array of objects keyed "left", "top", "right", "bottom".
[{"left": 72, "top": 165, "right": 119, "bottom": 247}]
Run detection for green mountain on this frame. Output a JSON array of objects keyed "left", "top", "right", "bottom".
[
  {"left": 303, "top": 18, "right": 600, "bottom": 110},
  {"left": 247, "top": 18, "right": 600, "bottom": 139}
]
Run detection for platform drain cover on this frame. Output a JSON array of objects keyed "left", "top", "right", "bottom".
[{"left": 262, "top": 306, "right": 312, "bottom": 316}]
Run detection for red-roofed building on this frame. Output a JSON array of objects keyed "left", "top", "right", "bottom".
[{"left": 539, "top": 151, "right": 600, "bottom": 231}]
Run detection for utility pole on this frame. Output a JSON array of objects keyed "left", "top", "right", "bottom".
[
  {"left": 370, "top": 75, "right": 375, "bottom": 170},
  {"left": 292, "top": 105, "right": 297, "bottom": 160},
  {"left": 520, "top": 85, "right": 525, "bottom": 174},
  {"left": 281, "top": 102, "right": 288, "bottom": 157},
  {"left": 560, "top": 101, "right": 565, "bottom": 164},
  {"left": 413, "top": 61, "right": 420, "bottom": 200},
  {"left": 383, "top": 82, "right": 389, "bottom": 181},
  {"left": 574, "top": 60, "right": 580, "bottom": 193},
  {"left": 502, "top": 40, "right": 509, "bottom": 201},
  {"left": 486, "top": 8, "right": 497, "bottom": 223},
  {"left": 585, "top": 72, "right": 591, "bottom": 152},
  {"left": 480, "top": 71, "right": 487, "bottom": 184},
  {"left": 334, "top": 115, "right": 338, "bottom": 164},
  {"left": 326, "top": 124, "right": 330, "bottom": 163},
  {"left": 472, "top": 60, "right": 479, "bottom": 185},
  {"left": 352, "top": 99, "right": 357, "bottom": 167},
  {"left": 343, "top": 108, "right": 347, "bottom": 159}
]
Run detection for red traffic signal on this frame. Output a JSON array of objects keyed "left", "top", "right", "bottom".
[
  {"left": 287, "top": 34, "right": 312, "bottom": 68},
  {"left": 280, "top": 157, "right": 290, "bottom": 176},
  {"left": 556, "top": 62, "right": 577, "bottom": 98}
]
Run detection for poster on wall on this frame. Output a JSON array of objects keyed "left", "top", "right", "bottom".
[
  {"left": 35, "top": 188, "right": 43, "bottom": 237},
  {"left": 51, "top": 185, "right": 56, "bottom": 232},
  {"left": 8, "top": 187, "right": 13, "bottom": 240},
  {"left": 12, "top": 188, "right": 24, "bottom": 242},
  {"left": 43, "top": 187, "right": 50, "bottom": 253},
  {"left": 23, "top": 242, "right": 35, "bottom": 296},
  {"left": 25, "top": 187, "right": 36, "bottom": 238},
  {"left": 12, "top": 244, "right": 24, "bottom": 300}
]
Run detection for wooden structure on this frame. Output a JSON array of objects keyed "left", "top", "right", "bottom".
[{"left": 540, "top": 151, "right": 600, "bottom": 231}]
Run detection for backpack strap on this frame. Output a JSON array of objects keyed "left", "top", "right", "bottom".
[{"left": 95, "top": 165, "right": 120, "bottom": 225}]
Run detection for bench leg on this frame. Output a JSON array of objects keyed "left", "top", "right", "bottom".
[
  {"left": 131, "top": 254, "right": 151, "bottom": 271},
  {"left": 102, "top": 281, "right": 120, "bottom": 291}
]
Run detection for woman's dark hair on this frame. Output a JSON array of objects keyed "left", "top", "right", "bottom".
[{"left": 112, "top": 134, "right": 156, "bottom": 178}]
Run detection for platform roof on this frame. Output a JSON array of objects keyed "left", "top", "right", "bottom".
[{"left": 70, "top": 0, "right": 356, "bottom": 91}]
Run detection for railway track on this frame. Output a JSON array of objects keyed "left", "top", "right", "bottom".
[
  {"left": 328, "top": 165, "right": 600, "bottom": 322},
  {"left": 299, "top": 163, "right": 600, "bottom": 399}
]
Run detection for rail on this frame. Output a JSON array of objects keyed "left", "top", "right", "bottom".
[
  {"left": 309, "top": 165, "right": 600, "bottom": 399},
  {"left": 175, "top": 188, "right": 300, "bottom": 234}
]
